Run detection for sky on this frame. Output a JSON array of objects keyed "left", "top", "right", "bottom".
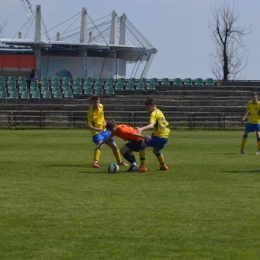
[{"left": 0, "top": 0, "right": 259, "bottom": 80}]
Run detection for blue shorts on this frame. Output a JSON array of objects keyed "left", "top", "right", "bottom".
[
  {"left": 92, "top": 130, "right": 115, "bottom": 144},
  {"left": 245, "top": 123, "right": 260, "bottom": 133},
  {"left": 143, "top": 136, "right": 168, "bottom": 150}
]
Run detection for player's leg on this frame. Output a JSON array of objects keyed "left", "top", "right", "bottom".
[
  {"left": 255, "top": 126, "right": 260, "bottom": 154},
  {"left": 241, "top": 123, "right": 251, "bottom": 154},
  {"left": 92, "top": 134, "right": 103, "bottom": 168},
  {"left": 107, "top": 140, "right": 128, "bottom": 167},
  {"left": 137, "top": 140, "right": 147, "bottom": 172},
  {"left": 120, "top": 145, "right": 139, "bottom": 172},
  {"left": 153, "top": 148, "right": 168, "bottom": 170}
]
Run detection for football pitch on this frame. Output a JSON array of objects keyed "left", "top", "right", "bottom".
[{"left": 0, "top": 129, "right": 260, "bottom": 259}]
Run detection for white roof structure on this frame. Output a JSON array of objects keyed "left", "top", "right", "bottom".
[{"left": 0, "top": 4, "right": 157, "bottom": 79}]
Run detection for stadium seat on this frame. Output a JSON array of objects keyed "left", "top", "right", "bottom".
[
  {"left": 53, "top": 90, "right": 63, "bottom": 98},
  {"left": 83, "top": 87, "right": 93, "bottom": 95},
  {"left": 0, "top": 90, "right": 7, "bottom": 99},
  {"left": 184, "top": 78, "right": 192, "bottom": 85},
  {"left": 41, "top": 81, "right": 50, "bottom": 88},
  {"left": 106, "top": 77, "right": 115, "bottom": 84},
  {"left": 19, "top": 81, "right": 28, "bottom": 88},
  {"left": 93, "top": 82, "right": 103, "bottom": 89},
  {"left": 7, "top": 85, "right": 17, "bottom": 93},
  {"left": 85, "top": 77, "right": 93, "bottom": 85},
  {"left": 0, "top": 85, "right": 6, "bottom": 92},
  {"left": 117, "top": 78, "right": 125, "bottom": 84},
  {"left": 95, "top": 77, "right": 104, "bottom": 84},
  {"left": 40, "top": 86, "right": 50, "bottom": 94},
  {"left": 139, "top": 78, "right": 147, "bottom": 85},
  {"left": 73, "top": 77, "right": 81, "bottom": 85},
  {"left": 18, "top": 76, "right": 26, "bottom": 83},
  {"left": 9, "top": 90, "right": 18, "bottom": 99},
  {"left": 30, "top": 86, "right": 40, "bottom": 93},
  {"left": 105, "top": 86, "right": 114, "bottom": 95},
  {"left": 73, "top": 86, "right": 82, "bottom": 95},
  {"left": 125, "top": 82, "right": 134, "bottom": 90},
  {"left": 42, "top": 90, "right": 52, "bottom": 98},
  {"left": 195, "top": 78, "right": 203, "bottom": 86},
  {"left": 41, "top": 77, "right": 49, "bottom": 83},
  {"left": 104, "top": 82, "right": 113, "bottom": 89},
  {"left": 21, "top": 90, "right": 30, "bottom": 99},
  {"left": 128, "top": 78, "right": 136, "bottom": 84},
  {"left": 72, "top": 82, "right": 81, "bottom": 89},
  {"left": 51, "top": 76, "right": 59, "bottom": 83},
  {"left": 7, "top": 76, "right": 16, "bottom": 83},
  {"left": 114, "top": 82, "right": 124, "bottom": 90},
  {"left": 0, "top": 81, "right": 5, "bottom": 88},
  {"left": 31, "top": 90, "right": 41, "bottom": 99},
  {"left": 18, "top": 85, "right": 28, "bottom": 94},
  {"left": 0, "top": 76, "right": 5, "bottom": 82},
  {"left": 62, "top": 77, "right": 71, "bottom": 84},
  {"left": 135, "top": 82, "right": 144, "bottom": 90},
  {"left": 206, "top": 78, "right": 214, "bottom": 86},
  {"left": 146, "top": 82, "right": 155, "bottom": 90},
  {"left": 161, "top": 78, "right": 170, "bottom": 85},
  {"left": 64, "top": 89, "right": 73, "bottom": 98},
  {"left": 83, "top": 82, "right": 92, "bottom": 89},
  {"left": 7, "top": 81, "right": 16, "bottom": 89},
  {"left": 150, "top": 78, "right": 158, "bottom": 85},
  {"left": 94, "top": 87, "right": 103, "bottom": 95},
  {"left": 173, "top": 78, "right": 181, "bottom": 86}
]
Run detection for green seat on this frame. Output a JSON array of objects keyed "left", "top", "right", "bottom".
[
  {"left": 117, "top": 78, "right": 125, "bottom": 84},
  {"left": 31, "top": 90, "right": 41, "bottom": 99},
  {"left": 19, "top": 81, "right": 28, "bottom": 88},
  {"left": 206, "top": 78, "right": 214, "bottom": 86},
  {"left": 105, "top": 86, "right": 114, "bottom": 95},
  {"left": 41, "top": 81, "right": 50, "bottom": 88},
  {"left": 150, "top": 78, "right": 158, "bottom": 85},
  {"left": 94, "top": 87, "right": 103, "bottom": 95},
  {"left": 62, "top": 77, "right": 71, "bottom": 84},
  {"left": 195, "top": 78, "right": 203, "bottom": 86},
  {"left": 7, "top": 76, "right": 16, "bottom": 83},
  {"left": 85, "top": 77, "right": 93, "bottom": 85},
  {"left": 184, "top": 78, "right": 192, "bottom": 85},
  {"left": 53, "top": 90, "right": 63, "bottom": 98},
  {"left": 51, "top": 82, "right": 60, "bottom": 89},
  {"left": 93, "top": 82, "right": 103, "bottom": 89},
  {"left": 72, "top": 82, "right": 81, "bottom": 89},
  {"left": 173, "top": 78, "right": 181, "bottom": 86},
  {"left": 83, "top": 82, "right": 92, "bottom": 89},
  {"left": 0, "top": 91, "right": 7, "bottom": 99},
  {"left": 95, "top": 77, "right": 104, "bottom": 84},
  {"left": 18, "top": 86, "right": 28, "bottom": 93},
  {"left": 41, "top": 77, "right": 49, "bottom": 83},
  {"left": 9, "top": 91, "right": 18, "bottom": 99},
  {"left": 73, "top": 77, "right": 81, "bottom": 85},
  {"left": 42, "top": 90, "right": 52, "bottom": 98},
  {"left": 125, "top": 82, "right": 134, "bottom": 90},
  {"left": 7, "top": 85, "right": 17, "bottom": 93},
  {"left": 21, "top": 90, "right": 30, "bottom": 99},
  {"left": 161, "top": 78, "right": 170, "bottom": 85},
  {"left": 135, "top": 82, "right": 144, "bottom": 90},
  {"left": 64, "top": 89, "right": 73, "bottom": 98},
  {"left": 0, "top": 85, "right": 6, "bottom": 92},
  {"left": 0, "top": 76, "right": 5, "bottom": 82},
  {"left": 7, "top": 81, "right": 16, "bottom": 88},
  {"left": 106, "top": 77, "right": 115, "bottom": 84},
  {"left": 114, "top": 82, "right": 124, "bottom": 90},
  {"left": 104, "top": 82, "right": 112, "bottom": 89},
  {"left": 51, "top": 86, "right": 60, "bottom": 94},
  {"left": 51, "top": 76, "right": 59, "bottom": 83},
  {"left": 146, "top": 82, "right": 155, "bottom": 90},
  {"left": 40, "top": 86, "right": 50, "bottom": 93},
  {"left": 18, "top": 76, "right": 26, "bottom": 83},
  {"left": 0, "top": 81, "right": 5, "bottom": 88},
  {"left": 139, "top": 78, "right": 147, "bottom": 85},
  {"left": 128, "top": 78, "right": 136, "bottom": 84},
  {"left": 62, "top": 86, "right": 71, "bottom": 94},
  {"left": 30, "top": 86, "right": 39, "bottom": 93},
  {"left": 83, "top": 87, "right": 93, "bottom": 95},
  {"left": 73, "top": 86, "right": 82, "bottom": 95}
]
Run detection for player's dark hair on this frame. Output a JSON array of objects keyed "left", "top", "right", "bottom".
[
  {"left": 106, "top": 119, "right": 116, "bottom": 131},
  {"left": 144, "top": 98, "right": 156, "bottom": 106},
  {"left": 91, "top": 95, "right": 100, "bottom": 101}
]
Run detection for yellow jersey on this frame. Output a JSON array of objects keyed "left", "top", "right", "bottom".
[
  {"left": 150, "top": 108, "right": 170, "bottom": 138},
  {"left": 87, "top": 104, "right": 106, "bottom": 136},
  {"left": 246, "top": 101, "right": 260, "bottom": 124}
]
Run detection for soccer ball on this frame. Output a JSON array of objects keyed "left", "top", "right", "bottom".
[{"left": 108, "top": 162, "right": 119, "bottom": 173}]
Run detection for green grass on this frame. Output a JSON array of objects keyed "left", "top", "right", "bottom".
[{"left": 0, "top": 129, "right": 260, "bottom": 260}]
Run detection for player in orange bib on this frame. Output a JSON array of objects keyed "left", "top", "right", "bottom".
[{"left": 97, "top": 119, "right": 150, "bottom": 172}]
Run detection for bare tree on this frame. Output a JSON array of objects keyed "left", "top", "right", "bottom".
[{"left": 208, "top": 2, "right": 251, "bottom": 81}]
